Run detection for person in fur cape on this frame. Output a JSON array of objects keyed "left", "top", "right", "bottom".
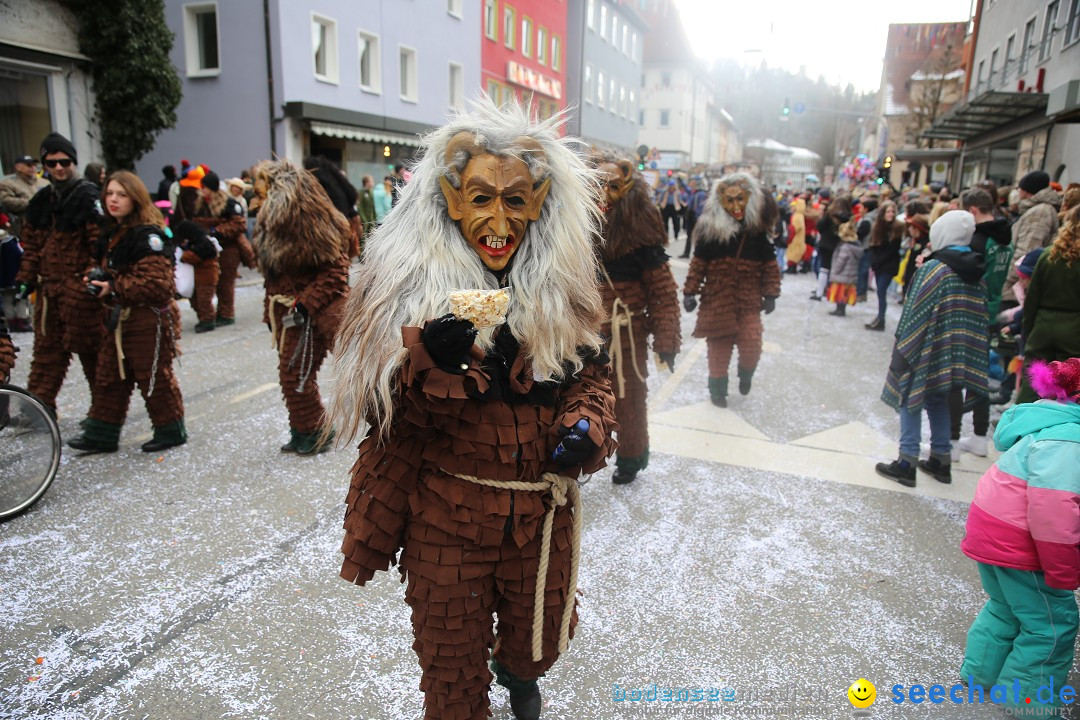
[
  {"left": 328, "top": 100, "right": 617, "bottom": 720},
  {"left": 591, "top": 153, "right": 681, "bottom": 484},
  {"left": 250, "top": 159, "right": 350, "bottom": 455},
  {"left": 191, "top": 171, "right": 254, "bottom": 330},
  {"left": 683, "top": 173, "right": 782, "bottom": 407}
]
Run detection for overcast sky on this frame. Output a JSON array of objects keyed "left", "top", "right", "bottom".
[{"left": 675, "top": 0, "right": 974, "bottom": 93}]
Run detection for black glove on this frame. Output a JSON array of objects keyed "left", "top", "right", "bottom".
[
  {"left": 553, "top": 419, "right": 595, "bottom": 467},
  {"left": 658, "top": 353, "right": 676, "bottom": 372},
  {"left": 683, "top": 295, "right": 697, "bottom": 312},
  {"left": 762, "top": 296, "right": 776, "bottom": 314},
  {"left": 295, "top": 301, "right": 308, "bottom": 318},
  {"left": 173, "top": 220, "right": 205, "bottom": 245},
  {"left": 422, "top": 314, "right": 477, "bottom": 373},
  {"left": 14, "top": 283, "right": 32, "bottom": 301}
]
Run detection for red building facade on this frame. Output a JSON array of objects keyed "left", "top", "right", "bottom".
[{"left": 481, "top": 0, "right": 567, "bottom": 122}]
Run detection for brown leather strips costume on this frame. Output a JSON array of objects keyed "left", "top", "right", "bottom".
[
  {"left": 593, "top": 156, "right": 680, "bottom": 481},
  {"left": 329, "top": 101, "right": 616, "bottom": 720},
  {"left": 17, "top": 177, "right": 104, "bottom": 410},
  {"left": 0, "top": 316, "right": 15, "bottom": 383},
  {"left": 193, "top": 189, "right": 252, "bottom": 322},
  {"left": 252, "top": 159, "right": 350, "bottom": 449},
  {"left": 83, "top": 225, "right": 184, "bottom": 441},
  {"left": 684, "top": 174, "right": 781, "bottom": 405}
]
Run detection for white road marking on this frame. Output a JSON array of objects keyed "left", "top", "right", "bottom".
[{"left": 648, "top": 339, "right": 705, "bottom": 411}]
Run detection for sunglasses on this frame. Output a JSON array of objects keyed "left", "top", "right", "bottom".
[{"left": 43, "top": 159, "right": 73, "bottom": 168}]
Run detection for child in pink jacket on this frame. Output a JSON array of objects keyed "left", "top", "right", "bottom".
[{"left": 960, "top": 357, "right": 1080, "bottom": 714}]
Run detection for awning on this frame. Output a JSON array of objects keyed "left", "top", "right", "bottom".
[
  {"left": 892, "top": 148, "right": 961, "bottom": 162},
  {"left": 922, "top": 91, "right": 1048, "bottom": 141},
  {"left": 309, "top": 121, "right": 422, "bottom": 147}
]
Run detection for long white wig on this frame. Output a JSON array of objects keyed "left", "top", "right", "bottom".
[
  {"left": 693, "top": 172, "right": 768, "bottom": 245},
  {"left": 328, "top": 99, "right": 604, "bottom": 443}
]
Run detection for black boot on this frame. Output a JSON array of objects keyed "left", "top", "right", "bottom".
[
  {"left": 875, "top": 457, "right": 916, "bottom": 487},
  {"left": 828, "top": 304, "right": 846, "bottom": 316},
  {"left": 918, "top": 454, "right": 952, "bottom": 484},
  {"left": 737, "top": 367, "right": 754, "bottom": 396},
  {"left": 491, "top": 659, "right": 542, "bottom": 720},
  {"left": 68, "top": 419, "right": 122, "bottom": 454},
  {"left": 865, "top": 317, "right": 885, "bottom": 331},
  {"left": 613, "top": 448, "right": 649, "bottom": 484},
  {"left": 280, "top": 428, "right": 300, "bottom": 453},
  {"left": 141, "top": 419, "right": 188, "bottom": 452},
  {"left": 708, "top": 377, "right": 728, "bottom": 407}
]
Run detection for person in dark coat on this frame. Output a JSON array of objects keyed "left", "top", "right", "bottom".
[
  {"left": 811, "top": 195, "right": 852, "bottom": 300},
  {"left": 304, "top": 156, "right": 360, "bottom": 258},
  {"left": 156, "top": 165, "right": 176, "bottom": 203}
]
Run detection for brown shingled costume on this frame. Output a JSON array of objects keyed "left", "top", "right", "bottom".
[
  {"left": 339, "top": 131, "right": 617, "bottom": 720},
  {"left": 684, "top": 175, "right": 781, "bottom": 406},
  {"left": 594, "top": 158, "right": 681, "bottom": 482},
  {"left": 193, "top": 189, "right": 250, "bottom": 323},
  {"left": 0, "top": 318, "right": 15, "bottom": 383},
  {"left": 17, "top": 177, "right": 104, "bottom": 410}
]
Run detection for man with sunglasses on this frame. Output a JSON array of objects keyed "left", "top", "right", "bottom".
[{"left": 14, "top": 132, "right": 105, "bottom": 415}]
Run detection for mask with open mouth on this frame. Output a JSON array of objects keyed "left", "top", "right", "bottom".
[
  {"left": 719, "top": 181, "right": 750, "bottom": 222},
  {"left": 439, "top": 133, "right": 550, "bottom": 272},
  {"left": 597, "top": 159, "right": 635, "bottom": 213}
]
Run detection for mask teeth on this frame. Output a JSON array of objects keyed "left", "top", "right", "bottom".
[{"left": 484, "top": 236, "right": 507, "bottom": 249}]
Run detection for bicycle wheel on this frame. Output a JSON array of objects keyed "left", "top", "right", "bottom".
[{"left": 0, "top": 384, "right": 62, "bottom": 521}]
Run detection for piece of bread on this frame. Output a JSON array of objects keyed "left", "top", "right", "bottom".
[{"left": 448, "top": 288, "right": 510, "bottom": 329}]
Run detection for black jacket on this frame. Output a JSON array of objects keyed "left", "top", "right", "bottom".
[{"left": 970, "top": 218, "right": 1011, "bottom": 257}]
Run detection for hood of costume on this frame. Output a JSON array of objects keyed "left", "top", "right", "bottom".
[{"left": 597, "top": 166, "right": 668, "bottom": 262}]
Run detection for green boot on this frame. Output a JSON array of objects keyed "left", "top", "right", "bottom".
[
  {"left": 280, "top": 428, "right": 301, "bottom": 453},
  {"left": 708, "top": 377, "right": 728, "bottom": 408},
  {"left": 613, "top": 446, "right": 650, "bottom": 484},
  {"left": 491, "top": 659, "right": 542, "bottom": 720},
  {"left": 141, "top": 419, "right": 188, "bottom": 453},
  {"left": 68, "top": 418, "right": 123, "bottom": 453},
  {"left": 294, "top": 427, "right": 333, "bottom": 456},
  {"left": 738, "top": 366, "right": 755, "bottom": 396}
]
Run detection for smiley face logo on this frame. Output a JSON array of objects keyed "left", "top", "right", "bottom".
[{"left": 848, "top": 678, "right": 876, "bottom": 708}]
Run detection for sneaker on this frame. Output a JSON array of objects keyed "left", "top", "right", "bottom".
[
  {"left": 958, "top": 435, "right": 989, "bottom": 457},
  {"left": 875, "top": 459, "right": 916, "bottom": 487},
  {"left": 918, "top": 456, "right": 952, "bottom": 484}
]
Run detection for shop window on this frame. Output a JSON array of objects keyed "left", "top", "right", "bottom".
[
  {"left": 399, "top": 45, "right": 418, "bottom": 102},
  {"left": 358, "top": 30, "right": 381, "bottom": 93},
  {"left": 312, "top": 13, "right": 339, "bottom": 84},
  {"left": 183, "top": 3, "right": 220, "bottom": 76}
]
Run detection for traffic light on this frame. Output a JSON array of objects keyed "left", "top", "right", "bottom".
[
  {"left": 782, "top": 97, "right": 791, "bottom": 116},
  {"left": 667, "top": 169, "right": 673, "bottom": 177},
  {"left": 876, "top": 177, "right": 884, "bottom": 185},
  {"left": 638, "top": 162, "right": 645, "bottom": 171},
  {"left": 883, "top": 155, "right": 893, "bottom": 169}
]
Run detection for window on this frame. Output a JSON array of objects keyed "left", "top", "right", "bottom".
[
  {"left": 312, "top": 14, "right": 339, "bottom": 83},
  {"left": 638, "top": 109, "right": 644, "bottom": 127},
  {"left": 619, "top": 84, "right": 626, "bottom": 118},
  {"left": 486, "top": 78, "right": 502, "bottom": 105},
  {"left": 608, "top": 78, "right": 616, "bottom": 114},
  {"left": 1004, "top": 33, "right": 1016, "bottom": 77},
  {"left": 399, "top": 45, "right": 417, "bottom": 102},
  {"left": 599, "top": 4, "right": 607, "bottom": 41},
  {"left": 630, "top": 90, "right": 637, "bottom": 122},
  {"left": 659, "top": 110, "right": 670, "bottom": 127},
  {"left": 1041, "top": 1, "right": 1060, "bottom": 61},
  {"left": 447, "top": 0, "right": 463, "bottom": 17},
  {"left": 484, "top": 0, "right": 498, "bottom": 41},
  {"left": 976, "top": 59, "right": 985, "bottom": 91},
  {"left": 612, "top": 16, "right": 619, "bottom": 48},
  {"left": 622, "top": 24, "right": 629, "bottom": 55},
  {"left": 586, "top": 0, "right": 595, "bottom": 30},
  {"left": 522, "top": 18, "right": 533, "bottom": 57},
  {"left": 631, "top": 31, "right": 638, "bottom": 61},
  {"left": 537, "top": 26, "right": 548, "bottom": 65},
  {"left": 448, "top": 62, "right": 464, "bottom": 109},
  {"left": 504, "top": 5, "right": 516, "bottom": 49},
  {"left": 989, "top": 47, "right": 999, "bottom": 87},
  {"left": 358, "top": 31, "right": 381, "bottom": 93},
  {"left": 661, "top": 71, "right": 671, "bottom": 88},
  {"left": 1067, "top": 0, "right": 1080, "bottom": 46},
  {"left": 183, "top": 3, "right": 220, "bottom": 76},
  {"left": 584, "top": 63, "right": 594, "bottom": 104},
  {"left": 597, "top": 69, "right": 605, "bottom": 108},
  {"left": 551, "top": 36, "right": 561, "bottom": 71},
  {"left": 1020, "top": 17, "right": 1037, "bottom": 72}
]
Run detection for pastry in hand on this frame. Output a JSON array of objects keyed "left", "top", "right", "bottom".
[{"left": 448, "top": 288, "right": 510, "bottom": 329}]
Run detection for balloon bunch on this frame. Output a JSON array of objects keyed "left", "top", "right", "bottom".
[{"left": 841, "top": 154, "right": 879, "bottom": 183}]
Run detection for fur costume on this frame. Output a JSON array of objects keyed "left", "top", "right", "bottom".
[
  {"left": 17, "top": 178, "right": 104, "bottom": 409},
  {"left": 592, "top": 154, "right": 680, "bottom": 478},
  {"left": 193, "top": 188, "right": 249, "bottom": 323},
  {"left": 0, "top": 315, "right": 14, "bottom": 383},
  {"left": 684, "top": 173, "right": 781, "bottom": 403},
  {"left": 329, "top": 101, "right": 617, "bottom": 720},
  {"left": 251, "top": 159, "right": 350, "bottom": 443},
  {"left": 74, "top": 224, "right": 185, "bottom": 448}
]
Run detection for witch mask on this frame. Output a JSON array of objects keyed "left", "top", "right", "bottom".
[
  {"left": 718, "top": 181, "right": 750, "bottom": 222},
  {"left": 439, "top": 132, "right": 550, "bottom": 272},
  {"left": 597, "top": 160, "right": 635, "bottom": 212}
]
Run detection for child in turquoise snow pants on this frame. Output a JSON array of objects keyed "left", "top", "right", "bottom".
[{"left": 960, "top": 358, "right": 1080, "bottom": 715}]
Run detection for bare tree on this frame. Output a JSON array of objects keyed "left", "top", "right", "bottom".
[{"left": 904, "top": 40, "right": 963, "bottom": 148}]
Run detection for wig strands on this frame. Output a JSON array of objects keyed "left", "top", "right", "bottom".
[
  {"left": 1028, "top": 359, "right": 1080, "bottom": 402},
  {"left": 328, "top": 98, "right": 606, "bottom": 444}
]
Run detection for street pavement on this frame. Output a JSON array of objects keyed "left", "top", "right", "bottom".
[{"left": 1, "top": 252, "right": 1076, "bottom": 720}]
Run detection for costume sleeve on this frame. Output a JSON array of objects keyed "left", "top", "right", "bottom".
[
  {"left": 0, "top": 328, "right": 15, "bottom": 384},
  {"left": 684, "top": 255, "right": 707, "bottom": 296},
  {"left": 14, "top": 223, "right": 43, "bottom": 286},
  {"left": 643, "top": 261, "right": 682, "bottom": 356},
  {"left": 762, "top": 255, "right": 782, "bottom": 299},
  {"left": 552, "top": 355, "right": 618, "bottom": 475},
  {"left": 237, "top": 233, "right": 257, "bottom": 268},
  {"left": 295, "top": 254, "right": 349, "bottom": 317},
  {"left": 180, "top": 249, "right": 201, "bottom": 266},
  {"left": 113, "top": 255, "right": 175, "bottom": 307},
  {"left": 1026, "top": 438, "right": 1080, "bottom": 590}
]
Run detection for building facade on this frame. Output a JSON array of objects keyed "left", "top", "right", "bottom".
[
  {"left": 481, "top": 0, "right": 567, "bottom": 124},
  {"left": 0, "top": 0, "right": 101, "bottom": 174},
  {"left": 928, "top": 0, "right": 1080, "bottom": 187},
  {"left": 138, "top": 0, "right": 481, "bottom": 187},
  {"left": 564, "top": 0, "right": 647, "bottom": 152}
]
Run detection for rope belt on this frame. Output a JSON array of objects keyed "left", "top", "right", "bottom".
[
  {"left": 451, "top": 471, "right": 582, "bottom": 663},
  {"left": 267, "top": 294, "right": 295, "bottom": 352},
  {"left": 608, "top": 298, "right": 645, "bottom": 399},
  {"left": 113, "top": 308, "right": 132, "bottom": 381}
]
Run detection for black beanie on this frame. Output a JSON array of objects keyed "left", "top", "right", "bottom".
[
  {"left": 1018, "top": 170, "right": 1050, "bottom": 195},
  {"left": 39, "top": 132, "right": 78, "bottom": 164},
  {"left": 201, "top": 170, "right": 221, "bottom": 192}
]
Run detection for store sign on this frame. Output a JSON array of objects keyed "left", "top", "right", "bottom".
[{"left": 506, "top": 61, "right": 562, "bottom": 100}]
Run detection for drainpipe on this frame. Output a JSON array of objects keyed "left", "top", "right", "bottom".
[{"left": 263, "top": 0, "right": 277, "bottom": 156}]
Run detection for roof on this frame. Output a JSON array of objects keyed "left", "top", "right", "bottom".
[
  {"left": 923, "top": 90, "right": 1049, "bottom": 141},
  {"left": 744, "top": 138, "right": 792, "bottom": 154}
]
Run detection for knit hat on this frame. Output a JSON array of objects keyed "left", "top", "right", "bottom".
[
  {"left": 1018, "top": 170, "right": 1050, "bottom": 195},
  {"left": 179, "top": 165, "right": 206, "bottom": 189},
  {"left": 39, "top": 132, "right": 77, "bottom": 163},
  {"left": 1016, "top": 247, "right": 1043, "bottom": 278},
  {"left": 1028, "top": 358, "right": 1080, "bottom": 402},
  {"left": 929, "top": 209, "right": 975, "bottom": 252},
  {"left": 201, "top": 171, "right": 221, "bottom": 192}
]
